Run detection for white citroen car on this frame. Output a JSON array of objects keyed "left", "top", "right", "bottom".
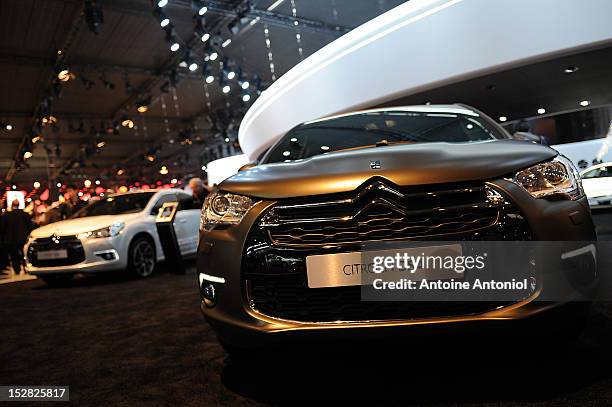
[
  {"left": 25, "top": 189, "right": 200, "bottom": 285},
  {"left": 580, "top": 162, "right": 612, "bottom": 207}
]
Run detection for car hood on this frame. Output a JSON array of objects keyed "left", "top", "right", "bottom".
[
  {"left": 31, "top": 213, "right": 141, "bottom": 238},
  {"left": 220, "top": 140, "right": 558, "bottom": 199}
]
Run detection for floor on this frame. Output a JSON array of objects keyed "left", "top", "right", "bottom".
[{"left": 0, "top": 210, "right": 611, "bottom": 406}]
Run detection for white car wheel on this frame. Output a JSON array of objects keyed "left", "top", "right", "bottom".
[{"left": 129, "top": 237, "right": 156, "bottom": 278}]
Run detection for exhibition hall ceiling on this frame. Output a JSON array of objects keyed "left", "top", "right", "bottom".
[{"left": 0, "top": 0, "right": 405, "bottom": 184}]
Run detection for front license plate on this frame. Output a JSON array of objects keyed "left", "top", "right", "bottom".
[
  {"left": 306, "top": 244, "right": 462, "bottom": 288},
  {"left": 37, "top": 249, "right": 68, "bottom": 260}
]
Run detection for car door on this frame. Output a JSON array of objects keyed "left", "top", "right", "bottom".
[{"left": 174, "top": 193, "right": 200, "bottom": 255}]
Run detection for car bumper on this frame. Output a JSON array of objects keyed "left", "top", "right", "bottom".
[
  {"left": 198, "top": 180, "right": 598, "bottom": 348},
  {"left": 25, "top": 235, "right": 129, "bottom": 275}
]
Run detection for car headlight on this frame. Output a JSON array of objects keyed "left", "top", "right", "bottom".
[
  {"left": 77, "top": 222, "right": 125, "bottom": 240},
  {"left": 200, "top": 191, "right": 255, "bottom": 232},
  {"left": 512, "top": 155, "right": 583, "bottom": 200}
]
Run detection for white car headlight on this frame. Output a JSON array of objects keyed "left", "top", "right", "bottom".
[
  {"left": 77, "top": 222, "right": 125, "bottom": 240},
  {"left": 512, "top": 155, "right": 583, "bottom": 200},
  {"left": 200, "top": 191, "right": 255, "bottom": 232}
]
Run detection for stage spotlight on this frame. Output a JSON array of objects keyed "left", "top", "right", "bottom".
[{"left": 121, "top": 115, "right": 134, "bottom": 128}]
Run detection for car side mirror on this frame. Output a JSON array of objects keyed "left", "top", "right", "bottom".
[{"left": 238, "top": 161, "right": 258, "bottom": 172}]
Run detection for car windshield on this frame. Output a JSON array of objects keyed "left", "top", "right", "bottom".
[
  {"left": 264, "top": 109, "right": 507, "bottom": 164},
  {"left": 72, "top": 192, "right": 156, "bottom": 218}
]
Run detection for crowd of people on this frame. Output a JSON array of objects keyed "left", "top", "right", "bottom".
[{"left": 0, "top": 178, "right": 209, "bottom": 277}]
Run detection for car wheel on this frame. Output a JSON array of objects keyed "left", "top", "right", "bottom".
[
  {"left": 128, "top": 236, "right": 156, "bottom": 278},
  {"left": 39, "top": 274, "right": 73, "bottom": 286}
]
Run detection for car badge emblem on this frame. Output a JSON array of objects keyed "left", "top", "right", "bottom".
[{"left": 370, "top": 160, "right": 381, "bottom": 169}]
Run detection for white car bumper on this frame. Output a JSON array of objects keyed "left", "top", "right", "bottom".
[{"left": 25, "top": 234, "right": 130, "bottom": 275}]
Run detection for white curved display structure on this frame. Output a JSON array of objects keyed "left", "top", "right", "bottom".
[{"left": 239, "top": 0, "right": 612, "bottom": 160}]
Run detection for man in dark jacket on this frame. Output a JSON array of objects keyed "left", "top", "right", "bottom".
[
  {"left": 0, "top": 206, "right": 8, "bottom": 271},
  {"left": 59, "top": 184, "right": 86, "bottom": 220},
  {"left": 3, "top": 200, "right": 35, "bottom": 275}
]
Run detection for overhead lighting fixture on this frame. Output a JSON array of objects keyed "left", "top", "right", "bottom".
[
  {"left": 564, "top": 66, "right": 579, "bottom": 74},
  {"left": 31, "top": 135, "right": 41, "bottom": 144},
  {"left": 189, "top": 62, "right": 198, "bottom": 72},
  {"left": 95, "top": 180, "right": 101, "bottom": 185},
  {"left": 209, "top": 52, "right": 218, "bottom": 61},
  {"left": 160, "top": 165, "right": 169, "bottom": 175},
  {"left": 171, "top": 178, "right": 178, "bottom": 184},
  {"left": 121, "top": 116, "right": 134, "bottom": 128},
  {"left": 580, "top": 100, "right": 590, "bottom": 107},
  {"left": 222, "top": 85, "right": 231, "bottom": 94},
  {"left": 222, "top": 39, "right": 232, "bottom": 48},
  {"left": 117, "top": 168, "right": 125, "bottom": 176},
  {"left": 224, "top": 137, "right": 230, "bottom": 143},
  {"left": 96, "top": 140, "right": 106, "bottom": 148},
  {"left": 242, "top": 94, "right": 251, "bottom": 102},
  {"left": 5, "top": 124, "right": 12, "bottom": 131},
  {"left": 170, "top": 42, "right": 180, "bottom": 52},
  {"left": 23, "top": 151, "right": 33, "bottom": 160},
  {"left": 499, "top": 116, "right": 507, "bottom": 122},
  {"left": 57, "top": 69, "right": 75, "bottom": 82},
  {"left": 537, "top": 108, "right": 546, "bottom": 115},
  {"left": 267, "top": 0, "right": 285, "bottom": 11},
  {"left": 84, "top": 179, "right": 92, "bottom": 188},
  {"left": 227, "top": 71, "right": 236, "bottom": 80},
  {"left": 33, "top": 181, "right": 41, "bottom": 189},
  {"left": 201, "top": 33, "right": 210, "bottom": 42},
  {"left": 160, "top": 17, "right": 170, "bottom": 27},
  {"left": 201, "top": 165, "right": 207, "bottom": 171},
  {"left": 56, "top": 182, "right": 62, "bottom": 188},
  {"left": 145, "top": 154, "right": 156, "bottom": 162},
  {"left": 198, "top": 6, "right": 207, "bottom": 15},
  {"left": 205, "top": 75, "right": 215, "bottom": 84},
  {"left": 158, "top": 0, "right": 168, "bottom": 7},
  {"left": 240, "top": 80, "right": 250, "bottom": 90}
]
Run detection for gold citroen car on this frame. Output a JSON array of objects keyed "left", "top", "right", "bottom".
[{"left": 197, "top": 105, "right": 596, "bottom": 355}]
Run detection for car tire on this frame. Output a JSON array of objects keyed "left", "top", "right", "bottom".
[
  {"left": 39, "top": 274, "right": 74, "bottom": 286},
  {"left": 128, "top": 236, "right": 156, "bottom": 278}
]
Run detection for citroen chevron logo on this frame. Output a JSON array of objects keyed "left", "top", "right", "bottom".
[{"left": 370, "top": 160, "right": 381, "bottom": 169}]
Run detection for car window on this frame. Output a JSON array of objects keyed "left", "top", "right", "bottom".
[
  {"left": 150, "top": 194, "right": 178, "bottom": 216},
  {"left": 263, "top": 110, "right": 505, "bottom": 164},
  {"left": 72, "top": 192, "right": 155, "bottom": 218},
  {"left": 176, "top": 193, "right": 195, "bottom": 211},
  {"left": 582, "top": 167, "right": 612, "bottom": 179}
]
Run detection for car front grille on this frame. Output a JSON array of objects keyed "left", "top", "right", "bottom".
[
  {"left": 27, "top": 235, "right": 85, "bottom": 267},
  {"left": 243, "top": 178, "right": 533, "bottom": 323}
]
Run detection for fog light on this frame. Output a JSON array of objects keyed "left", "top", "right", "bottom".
[
  {"left": 202, "top": 283, "right": 216, "bottom": 307},
  {"left": 94, "top": 250, "right": 118, "bottom": 261}
]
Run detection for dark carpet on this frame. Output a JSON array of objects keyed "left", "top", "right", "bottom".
[{"left": 0, "top": 210, "right": 611, "bottom": 405}]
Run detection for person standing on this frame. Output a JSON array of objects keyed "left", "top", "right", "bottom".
[
  {"left": 59, "top": 184, "right": 86, "bottom": 220},
  {"left": 188, "top": 178, "right": 209, "bottom": 209},
  {"left": 2, "top": 199, "right": 35, "bottom": 275},
  {"left": 0, "top": 204, "right": 8, "bottom": 271}
]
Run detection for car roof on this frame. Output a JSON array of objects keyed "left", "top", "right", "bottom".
[
  {"left": 109, "top": 188, "right": 188, "bottom": 198},
  {"left": 303, "top": 104, "right": 480, "bottom": 125},
  {"left": 580, "top": 162, "right": 612, "bottom": 174}
]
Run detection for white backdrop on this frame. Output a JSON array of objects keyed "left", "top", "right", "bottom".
[{"left": 239, "top": 0, "right": 612, "bottom": 160}]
